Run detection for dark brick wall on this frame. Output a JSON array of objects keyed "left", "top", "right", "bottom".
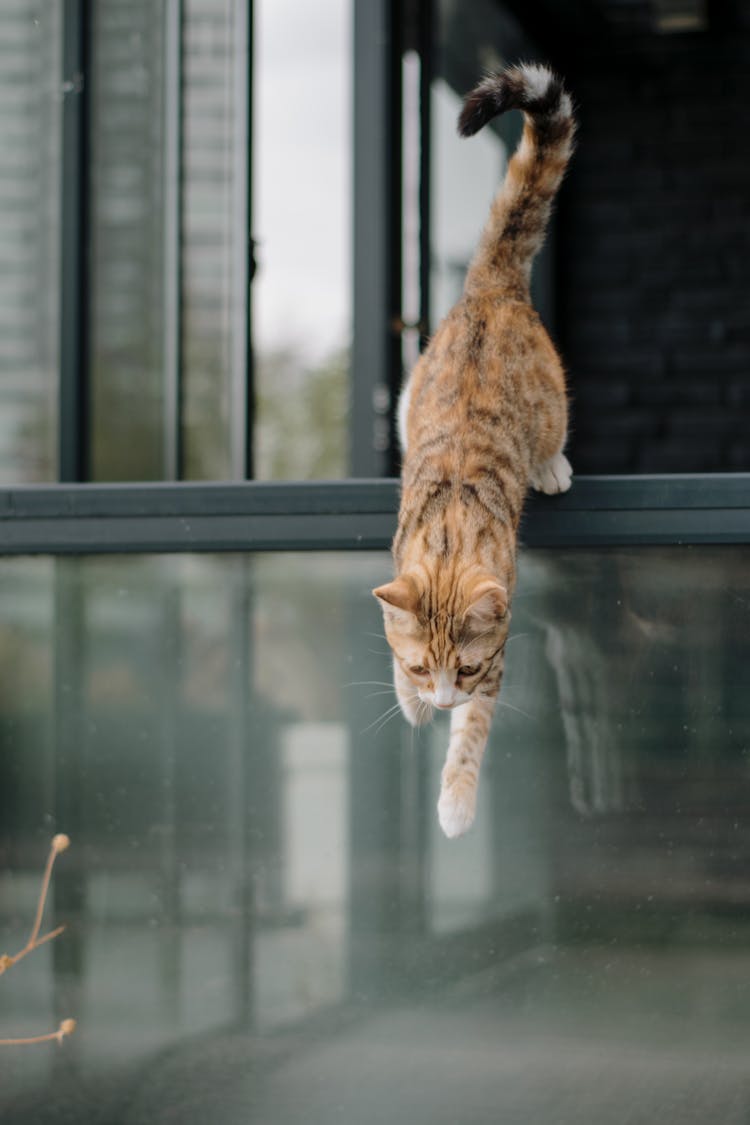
[{"left": 557, "top": 33, "right": 750, "bottom": 473}]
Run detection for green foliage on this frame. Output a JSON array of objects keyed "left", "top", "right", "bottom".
[{"left": 254, "top": 344, "right": 349, "bottom": 480}]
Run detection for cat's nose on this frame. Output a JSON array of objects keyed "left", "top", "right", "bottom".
[{"left": 433, "top": 673, "right": 456, "bottom": 709}]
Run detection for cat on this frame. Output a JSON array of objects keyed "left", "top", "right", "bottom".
[{"left": 373, "top": 62, "right": 576, "bottom": 839}]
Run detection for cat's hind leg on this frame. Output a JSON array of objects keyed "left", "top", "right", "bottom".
[{"left": 530, "top": 450, "right": 573, "bottom": 495}]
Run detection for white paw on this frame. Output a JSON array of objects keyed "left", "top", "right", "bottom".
[
  {"left": 437, "top": 785, "right": 476, "bottom": 839},
  {"left": 530, "top": 451, "right": 573, "bottom": 495}
]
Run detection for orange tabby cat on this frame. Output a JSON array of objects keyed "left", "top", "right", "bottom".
[{"left": 373, "top": 63, "right": 576, "bottom": 838}]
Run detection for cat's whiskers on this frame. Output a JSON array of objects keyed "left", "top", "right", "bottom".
[
  {"left": 496, "top": 697, "right": 532, "bottom": 720},
  {"left": 417, "top": 698, "right": 432, "bottom": 725},
  {"left": 360, "top": 700, "right": 404, "bottom": 738},
  {"left": 506, "top": 631, "right": 530, "bottom": 645},
  {"left": 344, "top": 680, "right": 396, "bottom": 689}
]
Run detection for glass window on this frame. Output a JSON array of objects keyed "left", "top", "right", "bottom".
[
  {"left": 431, "top": 0, "right": 555, "bottom": 330},
  {"left": 1, "top": 545, "right": 749, "bottom": 1120},
  {"left": 181, "top": 0, "right": 248, "bottom": 481},
  {"left": 88, "top": 0, "right": 250, "bottom": 482},
  {"left": 87, "top": 0, "right": 350, "bottom": 483},
  {"left": 252, "top": 0, "right": 351, "bottom": 479},
  {"left": 0, "top": 3, "right": 61, "bottom": 482},
  {"left": 88, "top": 1, "right": 170, "bottom": 480},
  {"left": 430, "top": 76, "right": 509, "bottom": 327}
]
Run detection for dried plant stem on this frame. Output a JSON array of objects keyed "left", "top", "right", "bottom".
[
  {"left": 0, "top": 1019, "right": 76, "bottom": 1047},
  {"left": 0, "top": 835, "right": 76, "bottom": 1047},
  {"left": 1, "top": 924, "right": 67, "bottom": 974},
  {"left": 27, "top": 835, "right": 63, "bottom": 948}
]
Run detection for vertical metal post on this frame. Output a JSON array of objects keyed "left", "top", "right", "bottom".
[
  {"left": 227, "top": 556, "right": 256, "bottom": 1027},
  {"left": 385, "top": 6, "right": 405, "bottom": 479},
  {"left": 162, "top": 0, "right": 184, "bottom": 481},
  {"left": 242, "top": 0, "right": 254, "bottom": 479},
  {"left": 417, "top": 0, "right": 433, "bottom": 356},
  {"left": 396, "top": 0, "right": 432, "bottom": 474},
  {"left": 351, "top": 0, "right": 401, "bottom": 478},
  {"left": 52, "top": 559, "right": 87, "bottom": 1045},
  {"left": 59, "top": 0, "right": 91, "bottom": 482},
  {"left": 346, "top": 605, "right": 407, "bottom": 996},
  {"left": 157, "top": 575, "right": 182, "bottom": 1024}
]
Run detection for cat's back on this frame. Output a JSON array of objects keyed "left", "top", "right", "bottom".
[{"left": 403, "top": 291, "right": 562, "bottom": 466}]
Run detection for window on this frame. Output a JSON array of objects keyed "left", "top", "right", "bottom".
[
  {"left": 253, "top": 0, "right": 352, "bottom": 480},
  {"left": 0, "top": 3, "right": 61, "bottom": 481},
  {"left": 1, "top": 3, "right": 750, "bottom": 1121},
  {"left": 5, "top": 1, "right": 354, "bottom": 487},
  {"left": 1, "top": 486, "right": 749, "bottom": 1118}
]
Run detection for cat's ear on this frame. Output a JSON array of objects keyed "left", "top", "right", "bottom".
[
  {"left": 372, "top": 575, "right": 421, "bottom": 629},
  {"left": 463, "top": 577, "right": 508, "bottom": 632}
]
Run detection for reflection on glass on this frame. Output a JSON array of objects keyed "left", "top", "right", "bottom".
[
  {"left": 0, "top": 4, "right": 61, "bottom": 482},
  {"left": 0, "top": 547, "right": 749, "bottom": 1122},
  {"left": 430, "top": 77, "right": 507, "bottom": 325},
  {"left": 432, "top": 0, "right": 555, "bottom": 330},
  {"left": 253, "top": 0, "right": 351, "bottom": 479},
  {"left": 181, "top": 0, "right": 247, "bottom": 481},
  {"left": 89, "top": 1, "right": 248, "bottom": 482},
  {"left": 89, "top": 1, "right": 168, "bottom": 479}
]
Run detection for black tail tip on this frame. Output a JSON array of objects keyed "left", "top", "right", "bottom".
[
  {"left": 457, "top": 84, "right": 505, "bottom": 138},
  {"left": 458, "top": 64, "right": 570, "bottom": 138}
]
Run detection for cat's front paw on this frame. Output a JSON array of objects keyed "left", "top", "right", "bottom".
[{"left": 437, "top": 781, "right": 477, "bottom": 839}]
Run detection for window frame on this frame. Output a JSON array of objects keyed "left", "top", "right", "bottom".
[
  {"left": 35, "top": 3, "right": 750, "bottom": 536},
  {"left": 0, "top": 475, "right": 748, "bottom": 555}
]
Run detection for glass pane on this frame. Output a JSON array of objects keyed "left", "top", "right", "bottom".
[
  {"left": 0, "top": 3, "right": 60, "bottom": 482},
  {"left": 431, "top": 0, "right": 555, "bottom": 329},
  {"left": 89, "top": 1, "right": 248, "bottom": 482},
  {"left": 253, "top": 0, "right": 351, "bottom": 479},
  {"left": 431, "top": 76, "right": 508, "bottom": 326},
  {"left": 181, "top": 0, "right": 247, "bottom": 481},
  {"left": 89, "top": 1, "right": 168, "bottom": 479},
  {"left": 0, "top": 546, "right": 749, "bottom": 1123}
]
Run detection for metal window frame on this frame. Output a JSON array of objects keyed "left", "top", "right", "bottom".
[
  {"left": 162, "top": 0, "right": 184, "bottom": 481},
  {"left": 58, "top": 0, "right": 254, "bottom": 484},
  {"left": 0, "top": 475, "right": 748, "bottom": 556},
  {"left": 350, "top": 0, "right": 435, "bottom": 479},
  {"left": 351, "top": 0, "right": 402, "bottom": 478},
  {"left": 59, "top": 0, "right": 92, "bottom": 482},
  {"left": 237, "top": 0, "right": 253, "bottom": 480},
  {"left": 5, "top": 468, "right": 746, "bottom": 1006}
]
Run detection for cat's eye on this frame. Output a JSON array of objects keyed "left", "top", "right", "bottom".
[
  {"left": 459, "top": 664, "right": 480, "bottom": 677},
  {"left": 409, "top": 665, "right": 428, "bottom": 676}
]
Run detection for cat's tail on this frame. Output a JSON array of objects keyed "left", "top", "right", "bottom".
[{"left": 458, "top": 63, "right": 575, "bottom": 295}]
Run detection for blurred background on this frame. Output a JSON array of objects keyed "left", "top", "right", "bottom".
[
  {"left": 1, "top": 0, "right": 748, "bottom": 486},
  {"left": 0, "top": 3, "right": 749, "bottom": 1123}
]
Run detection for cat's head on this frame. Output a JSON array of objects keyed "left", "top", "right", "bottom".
[{"left": 372, "top": 568, "right": 510, "bottom": 710}]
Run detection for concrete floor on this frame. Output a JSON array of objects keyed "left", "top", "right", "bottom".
[{"left": 3, "top": 944, "right": 749, "bottom": 1124}]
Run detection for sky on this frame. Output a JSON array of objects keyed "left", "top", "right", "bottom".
[
  {"left": 252, "top": 0, "right": 506, "bottom": 365},
  {"left": 253, "top": 0, "right": 351, "bottom": 362}
]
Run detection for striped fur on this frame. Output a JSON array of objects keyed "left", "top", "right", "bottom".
[{"left": 374, "top": 63, "right": 576, "bottom": 839}]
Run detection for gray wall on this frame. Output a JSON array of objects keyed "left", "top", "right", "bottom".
[{"left": 559, "top": 32, "right": 750, "bottom": 472}]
